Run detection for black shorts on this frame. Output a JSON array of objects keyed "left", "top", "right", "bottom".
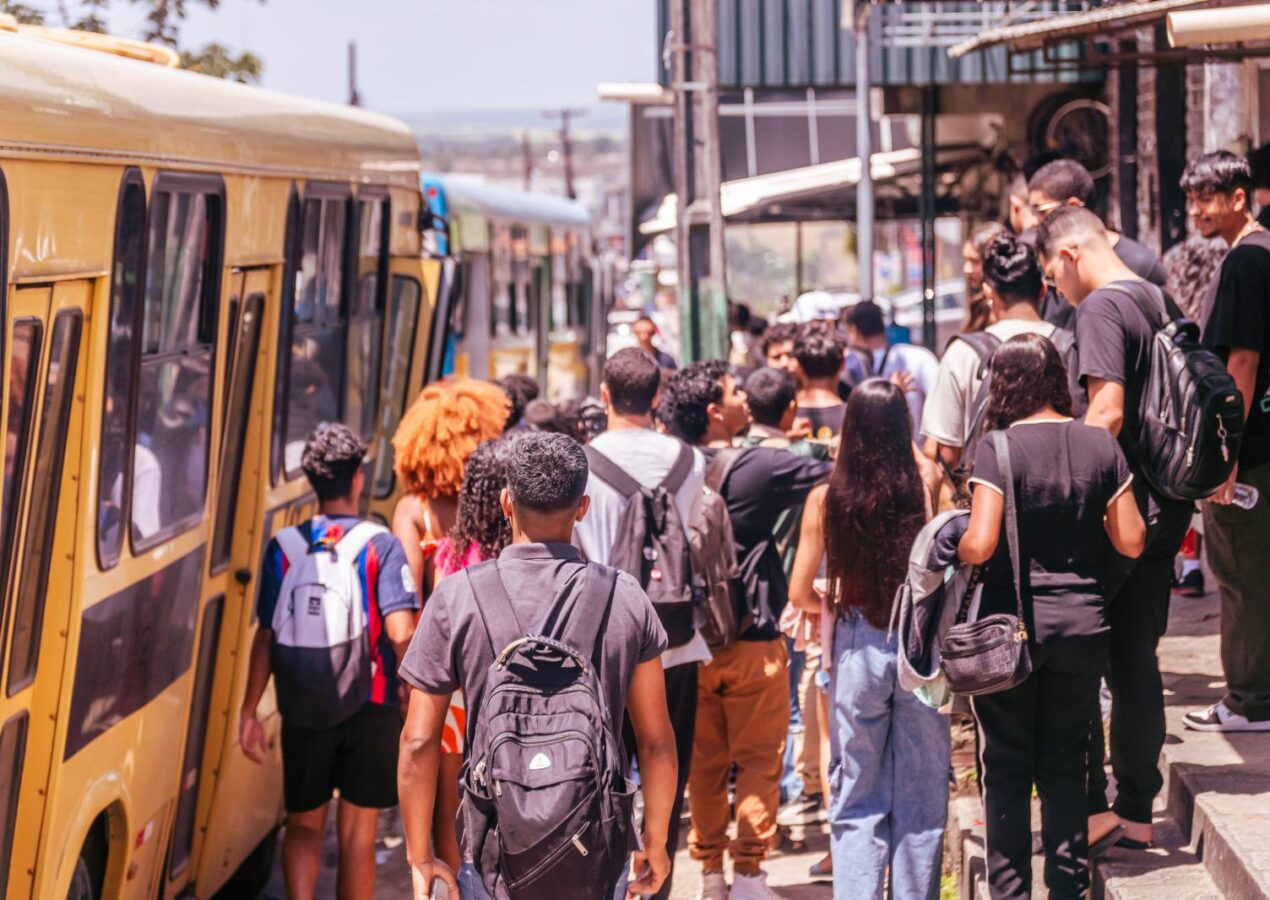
[{"left": 281, "top": 702, "right": 402, "bottom": 813}]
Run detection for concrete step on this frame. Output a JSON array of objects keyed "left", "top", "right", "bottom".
[
  {"left": 1152, "top": 618, "right": 1270, "bottom": 900},
  {"left": 1094, "top": 816, "right": 1221, "bottom": 900}
]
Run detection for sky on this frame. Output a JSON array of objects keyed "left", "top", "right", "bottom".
[{"left": 94, "top": 0, "right": 658, "bottom": 119}]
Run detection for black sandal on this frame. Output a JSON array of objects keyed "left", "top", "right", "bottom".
[
  {"left": 1113, "top": 834, "right": 1153, "bottom": 851},
  {"left": 1090, "top": 824, "right": 1128, "bottom": 857}
]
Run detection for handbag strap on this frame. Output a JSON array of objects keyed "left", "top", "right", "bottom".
[{"left": 989, "top": 430, "right": 1026, "bottom": 626}]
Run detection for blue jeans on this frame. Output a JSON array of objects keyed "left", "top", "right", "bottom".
[{"left": 828, "top": 611, "right": 950, "bottom": 900}]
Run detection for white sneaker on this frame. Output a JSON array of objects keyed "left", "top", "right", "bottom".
[
  {"left": 729, "top": 872, "right": 780, "bottom": 900},
  {"left": 696, "top": 871, "right": 729, "bottom": 900},
  {"left": 1184, "top": 700, "right": 1270, "bottom": 732}
]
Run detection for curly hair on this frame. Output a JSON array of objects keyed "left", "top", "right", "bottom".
[
  {"left": 449, "top": 438, "right": 514, "bottom": 561},
  {"left": 794, "top": 321, "right": 845, "bottom": 378},
  {"left": 982, "top": 233, "right": 1043, "bottom": 307},
  {"left": 302, "top": 422, "right": 368, "bottom": 502},
  {"left": 393, "top": 379, "right": 510, "bottom": 498},
  {"left": 981, "top": 333, "right": 1073, "bottom": 434},
  {"left": 657, "top": 359, "right": 727, "bottom": 444},
  {"left": 498, "top": 373, "right": 540, "bottom": 429},
  {"left": 506, "top": 432, "right": 588, "bottom": 512},
  {"left": 823, "top": 379, "right": 925, "bottom": 628}
]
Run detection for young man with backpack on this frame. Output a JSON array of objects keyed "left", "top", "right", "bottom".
[
  {"left": 1037, "top": 206, "right": 1209, "bottom": 850},
  {"left": 922, "top": 232, "right": 1060, "bottom": 476},
  {"left": 572, "top": 347, "right": 709, "bottom": 900},
  {"left": 1182, "top": 151, "right": 1270, "bottom": 733},
  {"left": 658, "top": 360, "right": 831, "bottom": 900},
  {"left": 397, "top": 433, "right": 677, "bottom": 900},
  {"left": 239, "top": 423, "right": 419, "bottom": 900}
]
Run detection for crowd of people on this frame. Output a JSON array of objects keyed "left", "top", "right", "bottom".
[{"left": 236, "top": 149, "right": 1269, "bottom": 900}]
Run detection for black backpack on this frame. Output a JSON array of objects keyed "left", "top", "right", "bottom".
[
  {"left": 955, "top": 326, "right": 1082, "bottom": 473},
  {"left": 689, "top": 448, "right": 747, "bottom": 650},
  {"left": 458, "top": 561, "right": 633, "bottom": 899},
  {"left": 584, "top": 444, "right": 696, "bottom": 646},
  {"left": 1106, "top": 282, "right": 1244, "bottom": 500}
]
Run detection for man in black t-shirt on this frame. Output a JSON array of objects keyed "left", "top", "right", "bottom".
[
  {"left": 1036, "top": 206, "right": 1193, "bottom": 847},
  {"left": 657, "top": 360, "right": 830, "bottom": 897},
  {"left": 1027, "top": 160, "right": 1169, "bottom": 331},
  {"left": 792, "top": 321, "right": 847, "bottom": 440},
  {"left": 1179, "top": 152, "right": 1270, "bottom": 734}
]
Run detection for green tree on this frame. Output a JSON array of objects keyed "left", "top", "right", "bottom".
[
  {"left": 180, "top": 42, "right": 262, "bottom": 83},
  {"left": 1, "top": 0, "right": 263, "bottom": 83}
]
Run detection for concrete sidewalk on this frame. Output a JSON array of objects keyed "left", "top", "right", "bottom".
[{"left": 951, "top": 588, "right": 1270, "bottom": 899}]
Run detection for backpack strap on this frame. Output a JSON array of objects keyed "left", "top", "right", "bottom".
[
  {"left": 274, "top": 526, "right": 309, "bottom": 568},
  {"left": 553, "top": 566, "right": 619, "bottom": 665},
  {"left": 1102, "top": 280, "right": 1176, "bottom": 330},
  {"left": 1048, "top": 326, "right": 1077, "bottom": 355},
  {"left": 333, "top": 521, "right": 386, "bottom": 563},
  {"left": 704, "top": 446, "right": 746, "bottom": 495},
  {"left": 988, "top": 431, "right": 1026, "bottom": 631},
  {"left": 464, "top": 562, "right": 525, "bottom": 659},
  {"left": 583, "top": 446, "right": 642, "bottom": 498},
  {"left": 951, "top": 332, "right": 1001, "bottom": 377},
  {"left": 660, "top": 443, "right": 696, "bottom": 494}
]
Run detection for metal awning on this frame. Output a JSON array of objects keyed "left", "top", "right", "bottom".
[
  {"left": 1169, "top": 3, "right": 1270, "bottom": 45},
  {"left": 947, "top": 0, "right": 1215, "bottom": 59},
  {"left": 640, "top": 149, "right": 923, "bottom": 236}
]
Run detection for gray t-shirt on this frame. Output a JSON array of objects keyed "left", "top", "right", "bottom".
[{"left": 398, "top": 542, "right": 667, "bottom": 747}]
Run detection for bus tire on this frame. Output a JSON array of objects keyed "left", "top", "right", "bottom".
[
  {"left": 212, "top": 827, "right": 279, "bottom": 899},
  {"left": 66, "top": 823, "right": 106, "bottom": 900}
]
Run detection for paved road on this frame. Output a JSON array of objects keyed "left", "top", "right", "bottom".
[{"left": 265, "top": 808, "right": 835, "bottom": 898}]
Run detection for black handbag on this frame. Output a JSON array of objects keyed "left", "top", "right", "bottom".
[{"left": 941, "top": 431, "right": 1033, "bottom": 696}]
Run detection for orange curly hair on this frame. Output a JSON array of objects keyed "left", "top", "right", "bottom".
[{"left": 392, "top": 379, "right": 511, "bottom": 498}]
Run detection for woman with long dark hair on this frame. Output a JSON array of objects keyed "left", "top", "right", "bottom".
[
  {"left": 789, "top": 378, "right": 949, "bottom": 899},
  {"left": 959, "top": 333, "right": 1145, "bottom": 899}
]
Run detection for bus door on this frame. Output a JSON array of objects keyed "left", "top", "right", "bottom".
[
  {"left": 365, "top": 256, "right": 439, "bottom": 526},
  {"left": 177, "top": 267, "right": 280, "bottom": 899},
  {"left": 0, "top": 282, "right": 89, "bottom": 897}
]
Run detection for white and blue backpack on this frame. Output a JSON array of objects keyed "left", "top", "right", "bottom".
[{"left": 269, "top": 521, "right": 385, "bottom": 729}]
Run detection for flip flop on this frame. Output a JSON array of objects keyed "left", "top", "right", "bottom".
[
  {"left": 1091, "top": 825, "right": 1129, "bottom": 857},
  {"left": 1113, "top": 834, "right": 1153, "bottom": 851}
]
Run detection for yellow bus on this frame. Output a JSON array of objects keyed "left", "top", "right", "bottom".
[
  {"left": 0, "top": 20, "right": 438, "bottom": 899},
  {"left": 422, "top": 175, "right": 603, "bottom": 403}
]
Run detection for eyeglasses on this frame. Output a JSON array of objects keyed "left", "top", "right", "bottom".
[{"left": 1029, "top": 200, "right": 1064, "bottom": 218}]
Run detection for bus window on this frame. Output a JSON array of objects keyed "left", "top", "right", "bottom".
[
  {"left": 271, "top": 189, "right": 303, "bottom": 485},
  {"left": 492, "top": 225, "right": 513, "bottom": 337},
  {"left": 97, "top": 172, "right": 146, "bottom": 570},
  {"left": 282, "top": 194, "right": 348, "bottom": 477},
  {"left": 134, "top": 185, "right": 221, "bottom": 549},
  {"left": 372, "top": 276, "right": 420, "bottom": 499},
  {"left": 8, "top": 311, "right": 81, "bottom": 693},
  {"left": 346, "top": 197, "right": 388, "bottom": 439},
  {"left": 0, "top": 710, "right": 28, "bottom": 891},
  {"left": 1, "top": 321, "right": 41, "bottom": 628},
  {"left": 210, "top": 295, "right": 264, "bottom": 571}
]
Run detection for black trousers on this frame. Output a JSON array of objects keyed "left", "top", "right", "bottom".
[
  {"left": 974, "top": 642, "right": 1105, "bottom": 900},
  {"left": 623, "top": 661, "right": 697, "bottom": 900},
  {"left": 1086, "top": 496, "right": 1191, "bottom": 824}
]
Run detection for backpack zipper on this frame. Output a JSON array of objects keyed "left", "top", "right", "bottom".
[{"left": 571, "top": 833, "right": 588, "bottom": 856}]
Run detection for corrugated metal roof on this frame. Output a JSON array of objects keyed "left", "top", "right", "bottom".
[
  {"left": 658, "top": 0, "right": 1101, "bottom": 87},
  {"left": 947, "top": 0, "right": 1215, "bottom": 59}
]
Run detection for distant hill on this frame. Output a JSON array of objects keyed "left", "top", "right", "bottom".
[{"left": 393, "top": 104, "right": 627, "bottom": 140}]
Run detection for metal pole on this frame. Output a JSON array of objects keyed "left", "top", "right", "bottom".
[
  {"left": 855, "top": 4, "right": 874, "bottom": 302},
  {"left": 794, "top": 220, "right": 804, "bottom": 296},
  {"left": 668, "top": 0, "right": 697, "bottom": 359},
  {"left": 920, "top": 85, "right": 937, "bottom": 351},
  {"left": 696, "top": 0, "right": 728, "bottom": 362}
]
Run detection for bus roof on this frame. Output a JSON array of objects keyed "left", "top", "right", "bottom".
[
  {"left": 0, "top": 28, "right": 421, "bottom": 187},
  {"left": 425, "top": 174, "right": 591, "bottom": 230}
]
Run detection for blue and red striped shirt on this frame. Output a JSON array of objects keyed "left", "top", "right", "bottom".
[{"left": 258, "top": 515, "right": 419, "bottom": 709}]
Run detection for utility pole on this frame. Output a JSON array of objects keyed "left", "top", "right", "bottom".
[
  {"left": 694, "top": 0, "right": 728, "bottom": 360},
  {"left": 853, "top": 2, "right": 874, "bottom": 302},
  {"left": 544, "top": 108, "right": 586, "bottom": 199},
  {"left": 521, "top": 132, "right": 534, "bottom": 191},
  {"left": 347, "top": 41, "right": 361, "bottom": 107},
  {"left": 668, "top": 0, "right": 728, "bottom": 363}
]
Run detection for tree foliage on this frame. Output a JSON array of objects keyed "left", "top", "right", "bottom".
[
  {"left": 180, "top": 41, "right": 262, "bottom": 83},
  {"left": 0, "top": 0, "right": 263, "bottom": 83}
]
